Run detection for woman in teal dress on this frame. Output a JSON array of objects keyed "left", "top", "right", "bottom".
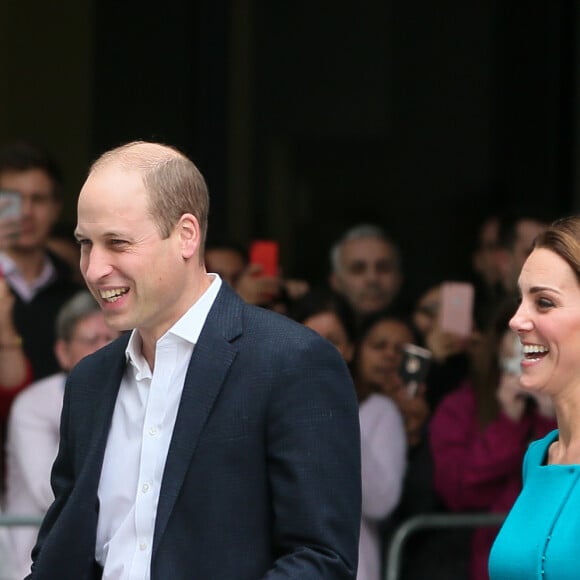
[{"left": 489, "top": 215, "right": 580, "bottom": 579}]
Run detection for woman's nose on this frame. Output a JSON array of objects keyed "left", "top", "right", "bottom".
[{"left": 509, "top": 302, "right": 532, "bottom": 334}]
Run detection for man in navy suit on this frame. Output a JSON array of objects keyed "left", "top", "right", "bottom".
[{"left": 28, "top": 141, "right": 361, "bottom": 579}]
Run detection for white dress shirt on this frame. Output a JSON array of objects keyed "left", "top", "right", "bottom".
[
  {"left": 4, "top": 372, "right": 66, "bottom": 579},
  {"left": 0, "top": 252, "right": 56, "bottom": 302},
  {"left": 95, "top": 275, "right": 221, "bottom": 580}
]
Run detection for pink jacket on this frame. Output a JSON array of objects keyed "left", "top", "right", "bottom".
[{"left": 429, "top": 381, "right": 556, "bottom": 580}]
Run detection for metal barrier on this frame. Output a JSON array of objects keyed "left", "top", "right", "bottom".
[
  {"left": 0, "top": 516, "right": 43, "bottom": 580},
  {"left": 384, "top": 512, "right": 507, "bottom": 580},
  {"left": 1, "top": 512, "right": 507, "bottom": 579},
  {"left": 0, "top": 515, "right": 43, "bottom": 527}
]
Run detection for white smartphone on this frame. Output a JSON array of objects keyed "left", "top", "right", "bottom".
[
  {"left": 0, "top": 190, "right": 21, "bottom": 219},
  {"left": 439, "top": 281, "right": 474, "bottom": 337}
]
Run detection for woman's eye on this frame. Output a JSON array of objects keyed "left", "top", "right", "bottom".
[{"left": 537, "top": 297, "right": 554, "bottom": 309}]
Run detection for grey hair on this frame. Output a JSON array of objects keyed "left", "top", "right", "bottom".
[
  {"left": 55, "top": 290, "right": 102, "bottom": 341},
  {"left": 330, "top": 224, "right": 401, "bottom": 273}
]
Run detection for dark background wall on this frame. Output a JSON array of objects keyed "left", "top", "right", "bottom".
[
  {"left": 2, "top": 0, "right": 577, "bottom": 299},
  {"left": 0, "top": 1, "right": 93, "bottom": 202}
]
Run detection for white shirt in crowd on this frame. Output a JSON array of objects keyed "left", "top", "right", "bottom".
[
  {"left": 358, "top": 393, "right": 406, "bottom": 580},
  {"left": 4, "top": 372, "right": 66, "bottom": 579}
]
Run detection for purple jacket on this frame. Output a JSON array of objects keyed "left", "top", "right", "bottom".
[{"left": 429, "top": 381, "right": 556, "bottom": 580}]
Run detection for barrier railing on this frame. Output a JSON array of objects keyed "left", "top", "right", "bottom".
[
  {"left": 0, "top": 515, "right": 43, "bottom": 528},
  {"left": 1, "top": 512, "right": 506, "bottom": 578},
  {"left": 384, "top": 512, "right": 507, "bottom": 580}
]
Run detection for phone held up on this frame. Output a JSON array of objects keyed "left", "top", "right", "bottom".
[
  {"left": 438, "top": 281, "right": 474, "bottom": 337},
  {"left": 0, "top": 190, "right": 21, "bottom": 220},
  {"left": 248, "top": 240, "right": 279, "bottom": 277},
  {"left": 399, "top": 343, "right": 432, "bottom": 397}
]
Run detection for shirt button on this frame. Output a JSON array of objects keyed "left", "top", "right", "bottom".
[
  {"left": 139, "top": 542, "right": 147, "bottom": 551},
  {"left": 149, "top": 426, "right": 158, "bottom": 436},
  {"left": 142, "top": 483, "right": 150, "bottom": 493}
]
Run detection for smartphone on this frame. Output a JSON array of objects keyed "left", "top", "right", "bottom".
[
  {"left": 438, "top": 281, "right": 474, "bottom": 337},
  {"left": 399, "top": 343, "right": 431, "bottom": 397},
  {"left": 249, "top": 240, "right": 279, "bottom": 277},
  {"left": 0, "top": 190, "right": 21, "bottom": 219}
]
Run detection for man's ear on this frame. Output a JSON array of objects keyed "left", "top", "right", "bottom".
[{"left": 177, "top": 213, "right": 201, "bottom": 260}]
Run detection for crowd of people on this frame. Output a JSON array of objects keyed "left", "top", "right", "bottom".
[{"left": 0, "top": 138, "right": 571, "bottom": 580}]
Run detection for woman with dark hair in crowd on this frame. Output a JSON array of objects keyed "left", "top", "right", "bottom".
[{"left": 291, "top": 291, "right": 406, "bottom": 580}]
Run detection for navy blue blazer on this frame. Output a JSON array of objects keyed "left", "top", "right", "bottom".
[{"left": 29, "top": 284, "right": 362, "bottom": 579}]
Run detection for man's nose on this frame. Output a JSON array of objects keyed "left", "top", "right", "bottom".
[
  {"left": 82, "top": 247, "right": 113, "bottom": 282},
  {"left": 364, "top": 264, "right": 380, "bottom": 281},
  {"left": 20, "top": 196, "right": 34, "bottom": 216}
]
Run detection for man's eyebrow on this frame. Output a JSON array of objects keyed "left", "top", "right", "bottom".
[{"left": 74, "top": 230, "right": 126, "bottom": 240}]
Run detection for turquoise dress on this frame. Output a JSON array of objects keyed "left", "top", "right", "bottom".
[{"left": 489, "top": 430, "right": 580, "bottom": 579}]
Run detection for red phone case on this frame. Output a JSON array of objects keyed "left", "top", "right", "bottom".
[{"left": 249, "top": 240, "right": 279, "bottom": 277}]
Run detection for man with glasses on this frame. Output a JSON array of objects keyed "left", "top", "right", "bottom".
[{"left": 3, "top": 291, "right": 118, "bottom": 579}]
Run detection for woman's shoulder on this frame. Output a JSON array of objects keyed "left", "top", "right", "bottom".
[
  {"left": 360, "top": 392, "right": 398, "bottom": 414},
  {"left": 526, "top": 429, "right": 559, "bottom": 466},
  {"left": 360, "top": 393, "right": 401, "bottom": 422}
]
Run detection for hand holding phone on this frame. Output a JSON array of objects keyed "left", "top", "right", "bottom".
[
  {"left": 0, "top": 191, "right": 21, "bottom": 219},
  {"left": 399, "top": 343, "right": 431, "bottom": 397},
  {"left": 438, "top": 282, "right": 474, "bottom": 337},
  {"left": 243, "top": 240, "right": 280, "bottom": 304},
  {"left": 0, "top": 191, "right": 22, "bottom": 249},
  {"left": 249, "top": 240, "right": 279, "bottom": 277}
]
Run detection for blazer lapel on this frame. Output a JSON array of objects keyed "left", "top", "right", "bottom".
[{"left": 152, "top": 284, "right": 242, "bottom": 553}]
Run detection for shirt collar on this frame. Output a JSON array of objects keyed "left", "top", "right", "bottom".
[
  {"left": 0, "top": 252, "right": 57, "bottom": 301},
  {"left": 125, "top": 274, "right": 222, "bottom": 375}
]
